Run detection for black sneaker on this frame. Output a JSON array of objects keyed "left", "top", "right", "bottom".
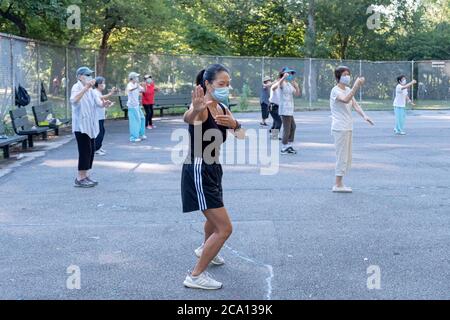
[
  {"left": 281, "top": 148, "right": 289, "bottom": 155},
  {"left": 287, "top": 147, "right": 297, "bottom": 154},
  {"left": 74, "top": 178, "right": 96, "bottom": 188}
]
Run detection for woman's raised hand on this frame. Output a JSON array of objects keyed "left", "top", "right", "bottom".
[{"left": 192, "top": 85, "right": 213, "bottom": 113}]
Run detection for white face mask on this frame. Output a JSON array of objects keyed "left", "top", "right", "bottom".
[
  {"left": 401, "top": 79, "right": 407, "bottom": 85},
  {"left": 81, "top": 75, "right": 93, "bottom": 84},
  {"left": 339, "top": 75, "right": 351, "bottom": 86}
]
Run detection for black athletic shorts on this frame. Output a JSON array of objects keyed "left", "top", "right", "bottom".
[{"left": 181, "top": 157, "right": 224, "bottom": 213}]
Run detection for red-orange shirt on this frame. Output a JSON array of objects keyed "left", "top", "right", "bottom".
[{"left": 142, "top": 82, "right": 155, "bottom": 104}]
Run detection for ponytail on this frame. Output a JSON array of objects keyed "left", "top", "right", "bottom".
[
  {"left": 196, "top": 69, "right": 207, "bottom": 93},
  {"left": 195, "top": 64, "right": 229, "bottom": 94}
]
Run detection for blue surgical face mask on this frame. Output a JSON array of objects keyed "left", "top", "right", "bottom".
[
  {"left": 81, "top": 75, "right": 93, "bottom": 83},
  {"left": 212, "top": 86, "right": 230, "bottom": 104},
  {"left": 287, "top": 75, "right": 294, "bottom": 81},
  {"left": 146, "top": 79, "right": 153, "bottom": 84},
  {"left": 340, "top": 75, "right": 351, "bottom": 86}
]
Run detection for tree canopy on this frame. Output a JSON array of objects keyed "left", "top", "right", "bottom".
[{"left": 0, "top": 0, "right": 448, "bottom": 60}]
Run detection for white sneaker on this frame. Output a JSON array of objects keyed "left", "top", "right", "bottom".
[
  {"left": 140, "top": 135, "right": 147, "bottom": 140},
  {"left": 95, "top": 149, "right": 106, "bottom": 156},
  {"left": 332, "top": 185, "right": 353, "bottom": 193},
  {"left": 99, "top": 148, "right": 106, "bottom": 153},
  {"left": 183, "top": 271, "right": 223, "bottom": 290},
  {"left": 131, "top": 138, "right": 142, "bottom": 142},
  {"left": 195, "top": 244, "right": 225, "bottom": 265}
]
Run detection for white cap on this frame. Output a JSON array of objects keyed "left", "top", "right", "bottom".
[{"left": 128, "top": 72, "right": 140, "bottom": 80}]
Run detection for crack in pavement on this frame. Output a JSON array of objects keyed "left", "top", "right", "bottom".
[{"left": 190, "top": 224, "right": 274, "bottom": 300}]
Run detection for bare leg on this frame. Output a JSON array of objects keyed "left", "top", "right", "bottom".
[
  {"left": 204, "top": 219, "right": 215, "bottom": 244},
  {"left": 78, "top": 170, "right": 88, "bottom": 180},
  {"left": 335, "top": 175, "right": 343, "bottom": 187},
  {"left": 192, "top": 207, "right": 232, "bottom": 276}
]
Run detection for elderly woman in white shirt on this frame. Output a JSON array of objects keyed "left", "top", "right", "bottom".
[
  {"left": 70, "top": 67, "right": 112, "bottom": 188},
  {"left": 329, "top": 66, "right": 374, "bottom": 193},
  {"left": 271, "top": 67, "right": 301, "bottom": 154},
  {"left": 93, "top": 76, "right": 116, "bottom": 156}
]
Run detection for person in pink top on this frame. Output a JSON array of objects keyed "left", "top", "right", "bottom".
[{"left": 142, "top": 74, "right": 160, "bottom": 129}]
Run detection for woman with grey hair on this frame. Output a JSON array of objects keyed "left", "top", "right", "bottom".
[
  {"left": 93, "top": 76, "right": 117, "bottom": 156},
  {"left": 329, "top": 66, "right": 374, "bottom": 193}
]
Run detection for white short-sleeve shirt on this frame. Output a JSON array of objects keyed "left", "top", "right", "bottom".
[
  {"left": 70, "top": 81, "right": 100, "bottom": 139},
  {"left": 93, "top": 89, "right": 106, "bottom": 120},
  {"left": 393, "top": 84, "right": 408, "bottom": 107},
  {"left": 126, "top": 82, "right": 143, "bottom": 108},
  {"left": 269, "top": 85, "right": 281, "bottom": 106},
  {"left": 330, "top": 85, "right": 353, "bottom": 131}
]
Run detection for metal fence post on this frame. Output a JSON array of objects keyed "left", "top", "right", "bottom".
[
  {"left": 359, "top": 59, "right": 362, "bottom": 102},
  {"left": 10, "top": 37, "right": 14, "bottom": 109},
  {"left": 411, "top": 60, "right": 414, "bottom": 103},
  {"left": 36, "top": 42, "right": 41, "bottom": 106},
  {"left": 309, "top": 58, "right": 312, "bottom": 109},
  {"left": 65, "top": 47, "right": 69, "bottom": 119},
  {"left": 261, "top": 56, "right": 265, "bottom": 80}
]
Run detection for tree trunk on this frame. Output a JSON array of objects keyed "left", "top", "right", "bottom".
[
  {"left": 0, "top": 5, "right": 27, "bottom": 36},
  {"left": 97, "top": 30, "right": 112, "bottom": 76},
  {"left": 304, "top": 0, "right": 318, "bottom": 102},
  {"left": 339, "top": 34, "right": 350, "bottom": 60},
  {"left": 305, "top": 0, "right": 316, "bottom": 57}
]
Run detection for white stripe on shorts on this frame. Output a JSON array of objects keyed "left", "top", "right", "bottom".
[{"left": 194, "top": 157, "right": 207, "bottom": 211}]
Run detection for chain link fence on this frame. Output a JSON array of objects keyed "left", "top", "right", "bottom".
[{"left": 1, "top": 32, "right": 449, "bottom": 124}]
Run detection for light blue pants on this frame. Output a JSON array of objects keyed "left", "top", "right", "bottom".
[
  {"left": 128, "top": 107, "right": 145, "bottom": 141},
  {"left": 394, "top": 106, "right": 406, "bottom": 133}
]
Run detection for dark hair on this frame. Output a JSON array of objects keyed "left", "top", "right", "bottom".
[
  {"left": 94, "top": 76, "right": 105, "bottom": 88},
  {"left": 196, "top": 64, "right": 230, "bottom": 93},
  {"left": 397, "top": 75, "right": 406, "bottom": 83},
  {"left": 334, "top": 66, "right": 351, "bottom": 82}
]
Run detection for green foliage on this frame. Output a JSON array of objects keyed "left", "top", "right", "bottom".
[
  {"left": 239, "top": 83, "right": 251, "bottom": 111},
  {"left": 0, "top": 0, "right": 448, "bottom": 60}
]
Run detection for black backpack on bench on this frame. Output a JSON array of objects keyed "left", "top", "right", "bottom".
[{"left": 15, "top": 84, "right": 31, "bottom": 107}]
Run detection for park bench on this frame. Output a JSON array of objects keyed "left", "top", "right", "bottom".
[
  {"left": 9, "top": 107, "right": 51, "bottom": 148},
  {"left": 0, "top": 121, "right": 27, "bottom": 159},
  {"left": 118, "top": 93, "right": 238, "bottom": 118},
  {"left": 119, "top": 93, "right": 191, "bottom": 118},
  {"left": 32, "top": 105, "right": 70, "bottom": 136},
  {"left": 118, "top": 95, "right": 141, "bottom": 119}
]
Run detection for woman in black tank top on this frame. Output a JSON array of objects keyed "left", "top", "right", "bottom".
[
  {"left": 187, "top": 102, "right": 228, "bottom": 163},
  {"left": 181, "top": 64, "right": 245, "bottom": 290}
]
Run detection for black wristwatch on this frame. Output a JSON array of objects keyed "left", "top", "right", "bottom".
[{"left": 233, "top": 120, "right": 242, "bottom": 131}]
